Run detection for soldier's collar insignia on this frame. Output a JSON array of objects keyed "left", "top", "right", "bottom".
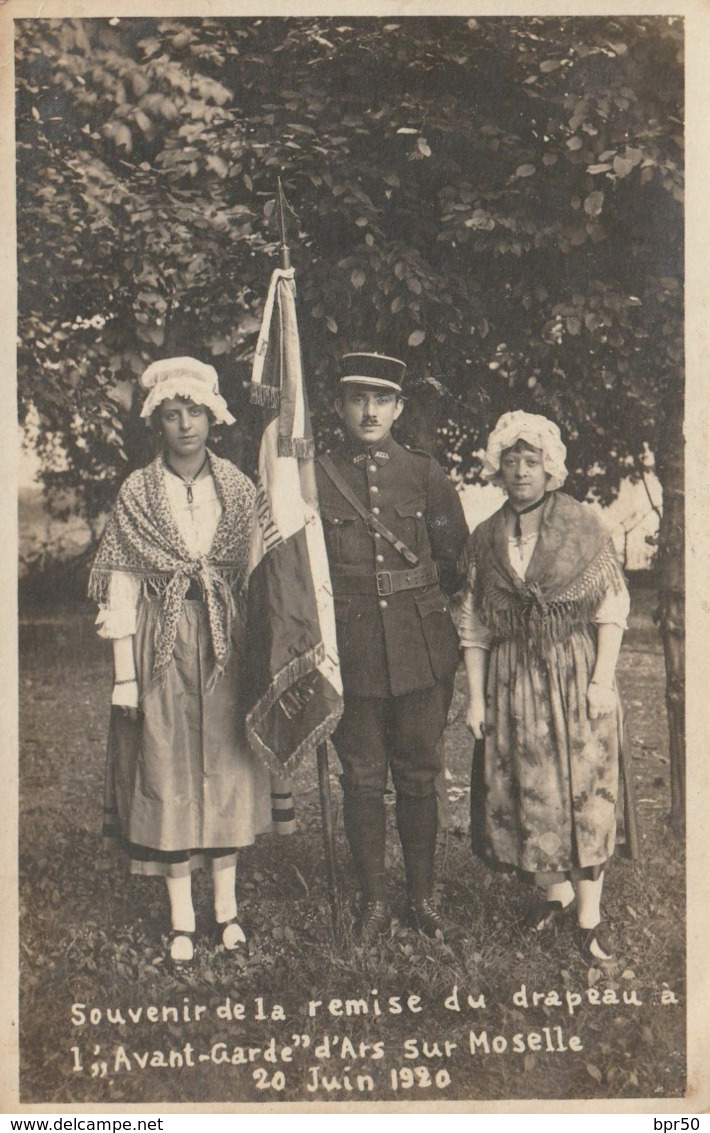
[{"left": 350, "top": 446, "right": 391, "bottom": 465}]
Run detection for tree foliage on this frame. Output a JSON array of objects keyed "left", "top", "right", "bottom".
[{"left": 16, "top": 16, "right": 683, "bottom": 516}]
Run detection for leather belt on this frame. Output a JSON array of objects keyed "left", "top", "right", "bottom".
[{"left": 332, "top": 564, "right": 439, "bottom": 597}]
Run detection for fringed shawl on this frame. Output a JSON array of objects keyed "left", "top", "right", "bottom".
[
  {"left": 89, "top": 451, "right": 255, "bottom": 682},
  {"left": 468, "top": 492, "right": 624, "bottom": 655}
]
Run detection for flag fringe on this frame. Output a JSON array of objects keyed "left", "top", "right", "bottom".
[
  {"left": 249, "top": 383, "right": 281, "bottom": 410},
  {"left": 245, "top": 641, "right": 344, "bottom": 776},
  {"left": 277, "top": 436, "right": 315, "bottom": 459},
  {"left": 267, "top": 641, "right": 325, "bottom": 704},
  {"left": 248, "top": 703, "right": 344, "bottom": 778}
]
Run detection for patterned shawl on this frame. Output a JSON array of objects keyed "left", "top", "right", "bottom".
[
  {"left": 89, "top": 451, "right": 255, "bottom": 682},
  {"left": 468, "top": 491, "right": 624, "bottom": 654}
]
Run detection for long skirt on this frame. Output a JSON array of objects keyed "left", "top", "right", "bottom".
[
  {"left": 472, "top": 626, "right": 627, "bottom": 883},
  {"left": 103, "top": 597, "right": 272, "bottom": 877}
]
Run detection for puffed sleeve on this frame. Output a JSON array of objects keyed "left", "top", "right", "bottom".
[
  {"left": 593, "top": 574, "right": 630, "bottom": 629},
  {"left": 94, "top": 571, "right": 141, "bottom": 639},
  {"left": 458, "top": 565, "right": 494, "bottom": 650}
]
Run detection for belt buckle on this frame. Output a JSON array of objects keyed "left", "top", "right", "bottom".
[{"left": 376, "top": 571, "right": 393, "bottom": 596}]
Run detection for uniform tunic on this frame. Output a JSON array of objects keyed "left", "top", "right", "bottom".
[
  {"left": 315, "top": 434, "right": 468, "bottom": 795},
  {"left": 315, "top": 434, "right": 468, "bottom": 698}
]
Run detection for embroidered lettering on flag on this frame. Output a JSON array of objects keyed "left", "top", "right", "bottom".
[{"left": 244, "top": 267, "right": 343, "bottom": 777}]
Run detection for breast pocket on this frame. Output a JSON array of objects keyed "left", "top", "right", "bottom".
[
  {"left": 394, "top": 496, "right": 428, "bottom": 553},
  {"left": 320, "top": 505, "right": 360, "bottom": 562}
]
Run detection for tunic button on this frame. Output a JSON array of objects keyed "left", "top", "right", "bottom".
[
  {"left": 374, "top": 532, "right": 382, "bottom": 539},
  {"left": 368, "top": 464, "right": 377, "bottom": 473},
  {"left": 416, "top": 510, "right": 423, "bottom": 518},
  {"left": 370, "top": 485, "right": 379, "bottom": 493},
  {"left": 379, "top": 599, "right": 388, "bottom": 609},
  {"left": 372, "top": 506, "right": 381, "bottom": 515},
  {"left": 376, "top": 554, "right": 384, "bottom": 563}
]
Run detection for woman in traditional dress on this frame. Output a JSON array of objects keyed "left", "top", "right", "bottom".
[
  {"left": 89, "top": 357, "right": 271, "bottom": 964},
  {"left": 460, "top": 411, "right": 631, "bottom": 962}
]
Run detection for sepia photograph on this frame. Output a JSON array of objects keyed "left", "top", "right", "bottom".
[{"left": 4, "top": 0, "right": 707, "bottom": 1114}]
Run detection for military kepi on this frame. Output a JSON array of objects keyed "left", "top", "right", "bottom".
[{"left": 341, "top": 352, "right": 406, "bottom": 393}]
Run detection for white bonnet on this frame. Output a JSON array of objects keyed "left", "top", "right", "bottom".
[
  {"left": 481, "top": 410, "right": 568, "bottom": 491},
  {"left": 139, "top": 356, "right": 236, "bottom": 426}
]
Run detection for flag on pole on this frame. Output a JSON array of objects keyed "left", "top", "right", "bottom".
[{"left": 244, "top": 266, "right": 343, "bottom": 778}]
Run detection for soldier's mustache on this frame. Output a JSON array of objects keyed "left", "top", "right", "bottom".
[{"left": 361, "top": 416, "right": 379, "bottom": 426}]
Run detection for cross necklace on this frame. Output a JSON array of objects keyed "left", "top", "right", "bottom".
[
  {"left": 164, "top": 454, "right": 209, "bottom": 505},
  {"left": 508, "top": 493, "right": 547, "bottom": 558}
]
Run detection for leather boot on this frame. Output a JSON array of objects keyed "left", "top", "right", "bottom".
[
  {"left": 397, "top": 792, "right": 456, "bottom": 942},
  {"left": 396, "top": 791, "right": 437, "bottom": 903},
  {"left": 343, "top": 791, "right": 390, "bottom": 938}
]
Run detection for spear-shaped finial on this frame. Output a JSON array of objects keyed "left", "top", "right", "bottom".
[{"left": 276, "top": 177, "right": 291, "bottom": 270}]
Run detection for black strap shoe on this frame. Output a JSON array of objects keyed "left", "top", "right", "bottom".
[
  {"left": 166, "top": 929, "right": 195, "bottom": 966},
  {"left": 529, "top": 897, "right": 576, "bottom": 933},
  {"left": 578, "top": 921, "right": 616, "bottom": 963}
]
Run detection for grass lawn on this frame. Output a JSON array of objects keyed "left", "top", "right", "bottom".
[{"left": 18, "top": 586, "right": 685, "bottom": 1105}]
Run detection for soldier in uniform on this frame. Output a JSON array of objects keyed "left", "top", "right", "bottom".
[{"left": 316, "top": 353, "right": 469, "bottom": 941}]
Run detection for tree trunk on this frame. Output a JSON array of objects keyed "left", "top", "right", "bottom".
[{"left": 654, "top": 391, "right": 685, "bottom": 834}]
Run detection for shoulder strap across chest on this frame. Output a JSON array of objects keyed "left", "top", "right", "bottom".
[{"left": 318, "top": 453, "right": 419, "bottom": 566}]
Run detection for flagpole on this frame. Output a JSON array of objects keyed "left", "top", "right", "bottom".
[
  {"left": 276, "top": 178, "right": 340, "bottom": 926},
  {"left": 317, "top": 742, "right": 339, "bottom": 926},
  {"left": 276, "top": 177, "right": 291, "bottom": 270}
]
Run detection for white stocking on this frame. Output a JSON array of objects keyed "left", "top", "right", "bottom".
[
  {"left": 165, "top": 874, "right": 195, "bottom": 961},
  {"left": 212, "top": 859, "right": 245, "bottom": 949},
  {"left": 545, "top": 879, "right": 575, "bottom": 908},
  {"left": 574, "top": 874, "right": 612, "bottom": 959},
  {"left": 574, "top": 874, "right": 604, "bottom": 930}
]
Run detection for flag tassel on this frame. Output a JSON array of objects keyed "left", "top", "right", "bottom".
[
  {"left": 278, "top": 435, "right": 315, "bottom": 459},
  {"left": 250, "top": 383, "right": 281, "bottom": 410}
]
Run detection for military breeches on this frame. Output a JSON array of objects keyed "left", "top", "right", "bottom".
[{"left": 332, "top": 676, "right": 454, "bottom": 797}]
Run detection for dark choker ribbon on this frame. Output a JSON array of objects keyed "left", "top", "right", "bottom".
[
  {"left": 164, "top": 454, "right": 209, "bottom": 504},
  {"left": 508, "top": 493, "right": 547, "bottom": 541}
]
